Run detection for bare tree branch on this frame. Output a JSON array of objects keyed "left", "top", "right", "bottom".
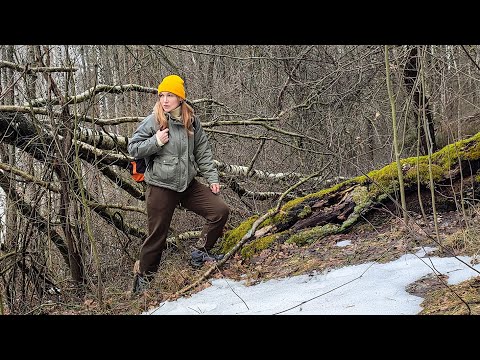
[
  {"left": 26, "top": 83, "right": 157, "bottom": 107},
  {"left": 0, "top": 161, "right": 60, "bottom": 192},
  {"left": 0, "top": 60, "right": 77, "bottom": 73}
]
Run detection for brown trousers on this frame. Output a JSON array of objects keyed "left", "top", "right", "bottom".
[{"left": 139, "top": 179, "right": 229, "bottom": 275}]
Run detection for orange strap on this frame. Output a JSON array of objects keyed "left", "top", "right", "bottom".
[{"left": 130, "top": 161, "right": 145, "bottom": 182}]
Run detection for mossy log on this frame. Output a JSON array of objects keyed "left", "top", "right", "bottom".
[{"left": 221, "top": 132, "right": 480, "bottom": 259}]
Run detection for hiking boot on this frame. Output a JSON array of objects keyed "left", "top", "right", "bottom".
[
  {"left": 131, "top": 273, "right": 150, "bottom": 297},
  {"left": 190, "top": 249, "right": 224, "bottom": 268}
]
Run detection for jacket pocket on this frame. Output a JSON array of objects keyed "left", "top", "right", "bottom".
[{"left": 153, "top": 156, "right": 178, "bottom": 183}]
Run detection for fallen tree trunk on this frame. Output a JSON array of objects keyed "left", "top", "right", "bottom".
[{"left": 220, "top": 132, "right": 480, "bottom": 258}]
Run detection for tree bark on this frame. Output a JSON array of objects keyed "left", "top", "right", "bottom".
[{"left": 404, "top": 46, "right": 437, "bottom": 155}]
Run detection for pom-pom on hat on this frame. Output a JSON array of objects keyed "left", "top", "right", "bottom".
[{"left": 157, "top": 74, "right": 186, "bottom": 100}]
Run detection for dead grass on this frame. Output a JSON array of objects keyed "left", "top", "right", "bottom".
[
  {"left": 441, "top": 228, "right": 480, "bottom": 257},
  {"left": 419, "top": 276, "right": 480, "bottom": 315}
]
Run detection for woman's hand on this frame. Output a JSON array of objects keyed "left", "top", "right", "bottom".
[
  {"left": 156, "top": 128, "right": 169, "bottom": 145},
  {"left": 210, "top": 183, "right": 220, "bottom": 194}
]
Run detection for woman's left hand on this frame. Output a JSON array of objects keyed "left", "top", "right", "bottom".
[{"left": 210, "top": 183, "right": 220, "bottom": 194}]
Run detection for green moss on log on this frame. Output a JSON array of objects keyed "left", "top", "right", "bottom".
[
  {"left": 220, "top": 215, "right": 258, "bottom": 253},
  {"left": 286, "top": 223, "right": 340, "bottom": 246},
  {"left": 240, "top": 233, "right": 283, "bottom": 258}
]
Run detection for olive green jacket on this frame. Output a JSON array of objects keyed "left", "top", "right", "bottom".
[{"left": 127, "top": 113, "right": 218, "bottom": 192}]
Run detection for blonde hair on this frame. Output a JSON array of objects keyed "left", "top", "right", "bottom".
[{"left": 153, "top": 98, "right": 195, "bottom": 136}]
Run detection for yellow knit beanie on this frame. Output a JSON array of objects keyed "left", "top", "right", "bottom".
[{"left": 157, "top": 74, "right": 186, "bottom": 100}]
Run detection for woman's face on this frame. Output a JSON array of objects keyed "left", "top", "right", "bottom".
[{"left": 159, "top": 92, "right": 181, "bottom": 112}]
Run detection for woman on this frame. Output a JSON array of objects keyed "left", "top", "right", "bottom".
[{"left": 127, "top": 74, "right": 229, "bottom": 296}]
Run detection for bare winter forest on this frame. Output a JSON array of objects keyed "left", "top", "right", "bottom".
[{"left": 1, "top": 45, "right": 480, "bottom": 315}]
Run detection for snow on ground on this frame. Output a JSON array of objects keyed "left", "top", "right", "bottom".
[{"left": 145, "top": 252, "right": 480, "bottom": 315}]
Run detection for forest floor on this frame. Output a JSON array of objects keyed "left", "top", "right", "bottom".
[{"left": 42, "top": 203, "right": 480, "bottom": 315}]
